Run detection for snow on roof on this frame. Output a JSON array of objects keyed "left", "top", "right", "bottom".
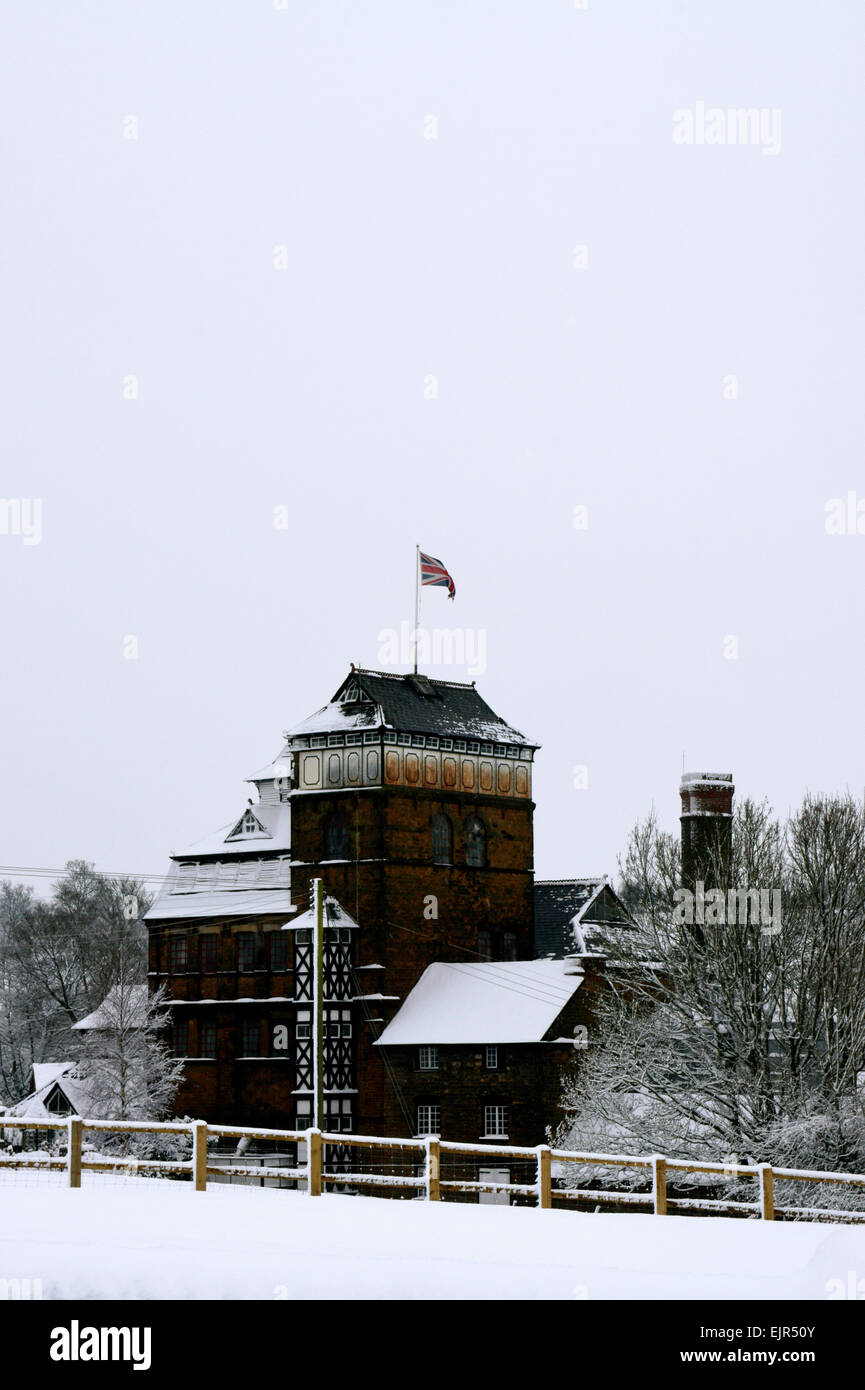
[
  {"left": 144, "top": 856, "right": 293, "bottom": 922},
  {"left": 174, "top": 804, "right": 291, "bottom": 858},
  {"left": 6, "top": 1064, "right": 99, "bottom": 1120},
  {"left": 284, "top": 669, "right": 537, "bottom": 747},
  {"left": 375, "top": 959, "right": 583, "bottom": 1046},
  {"left": 145, "top": 886, "right": 293, "bottom": 922},
  {"left": 245, "top": 751, "right": 293, "bottom": 783},
  {"left": 32, "top": 1062, "right": 71, "bottom": 1090},
  {"left": 73, "top": 985, "right": 150, "bottom": 1031},
  {"left": 285, "top": 699, "right": 382, "bottom": 739},
  {"left": 282, "top": 896, "right": 359, "bottom": 933}
]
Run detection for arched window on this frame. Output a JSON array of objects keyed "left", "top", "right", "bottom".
[
  {"left": 324, "top": 812, "right": 350, "bottom": 860},
  {"left": 465, "top": 817, "right": 487, "bottom": 868},
  {"left": 431, "top": 813, "right": 453, "bottom": 865}
]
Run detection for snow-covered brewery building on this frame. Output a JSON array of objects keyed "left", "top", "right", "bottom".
[{"left": 145, "top": 668, "right": 632, "bottom": 1145}]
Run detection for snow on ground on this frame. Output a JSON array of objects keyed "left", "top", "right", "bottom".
[{"left": 2, "top": 1180, "right": 864, "bottom": 1300}]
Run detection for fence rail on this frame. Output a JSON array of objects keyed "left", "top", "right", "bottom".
[{"left": 2, "top": 1115, "right": 864, "bottom": 1222}]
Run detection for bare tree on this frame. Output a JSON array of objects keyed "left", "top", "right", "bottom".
[{"left": 556, "top": 795, "right": 865, "bottom": 1191}]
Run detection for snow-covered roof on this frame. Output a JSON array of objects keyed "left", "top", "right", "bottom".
[
  {"left": 6, "top": 1064, "right": 99, "bottom": 1120},
  {"left": 144, "top": 857, "right": 293, "bottom": 922},
  {"left": 285, "top": 700, "right": 382, "bottom": 739},
  {"left": 285, "top": 669, "right": 537, "bottom": 747},
  {"left": 73, "top": 984, "right": 150, "bottom": 1031},
  {"left": 375, "top": 959, "right": 583, "bottom": 1046},
  {"left": 32, "top": 1062, "right": 71, "bottom": 1090},
  {"left": 534, "top": 878, "right": 634, "bottom": 959},
  {"left": 174, "top": 804, "right": 291, "bottom": 859},
  {"left": 282, "top": 896, "right": 359, "bottom": 933}
]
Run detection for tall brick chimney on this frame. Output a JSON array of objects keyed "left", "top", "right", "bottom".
[{"left": 679, "top": 772, "right": 734, "bottom": 893}]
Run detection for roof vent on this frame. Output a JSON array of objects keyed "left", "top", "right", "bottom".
[{"left": 406, "top": 674, "right": 440, "bottom": 699}]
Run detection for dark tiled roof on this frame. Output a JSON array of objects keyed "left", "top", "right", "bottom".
[
  {"left": 338, "top": 669, "right": 537, "bottom": 746},
  {"left": 533, "top": 879, "right": 634, "bottom": 958}
]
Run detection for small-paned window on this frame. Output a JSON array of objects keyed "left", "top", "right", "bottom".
[
  {"left": 236, "top": 932, "right": 256, "bottom": 972},
  {"left": 484, "top": 1104, "right": 509, "bottom": 1137},
  {"left": 169, "top": 936, "right": 188, "bottom": 973},
  {"left": 200, "top": 935, "right": 218, "bottom": 973},
  {"left": 417, "top": 1104, "right": 441, "bottom": 1136},
  {"left": 432, "top": 813, "right": 453, "bottom": 866}
]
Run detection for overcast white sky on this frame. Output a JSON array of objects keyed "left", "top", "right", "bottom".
[{"left": 1, "top": 1, "right": 864, "bottom": 891}]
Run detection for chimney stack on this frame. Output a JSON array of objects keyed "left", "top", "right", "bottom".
[{"left": 679, "top": 772, "right": 734, "bottom": 893}]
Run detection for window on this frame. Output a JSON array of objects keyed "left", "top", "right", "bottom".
[
  {"left": 466, "top": 817, "right": 486, "bottom": 868},
  {"left": 268, "top": 931, "right": 288, "bottom": 972},
  {"left": 296, "top": 1098, "right": 312, "bottom": 1130},
  {"left": 416, "top": 1104, "right": 441, "bottom": 1136},
  {"left": 418, "top": 1046, "right": 439, "bottom": 1071},
  {"left": 325, "top": 1007, "right": 352, "bottom": 1038},
  {"left": 342, "top": 682, "right": 360, "bottom": 702},
  {"left": 172, "top": 1021, "right": 189, "bottom": 1057},
  {"left": 431, "top": 813, "right": 453, "bottom": 866},
  {"left": 46, "top": 1086, "right": 72, "bottom": 1116},
  {"left": 485, "top": 1046, "right": 498, "bottom": 1070},
  {"left": 241, "top": 1020, "right": 260, "bottom": 1057},
  {"left": 324, "top": 812, "right": 350, "bottom": 860},
  {"left": 478, "top": 930, "right": 492, "bottom": 962},
  {"left": 324, "top": 1098, "right": 353, "bottom": 1133},
  {"left": 484, "top": 1105, "right": 509, "bottom": 1137},
  {"left": 296, "top": 1011, "right": 311, "bottom": 1040},
  {"left": 200, "top": 935, "right": 218, "bottom": 974},
  {"left": 228, "top": 809, "right": 263, "bottom": 838},
  {"left": 502, "top": 932, "right": 517, "bottom": 962},
  {"left": 236, "top": 932, "right": 256, "bottom": 972},
  {"left": 200, "top": 1022, "right": 217, "bottom": 1059},
  {"left": 168, "top": 936, "right": 188, "bottom": 973}
]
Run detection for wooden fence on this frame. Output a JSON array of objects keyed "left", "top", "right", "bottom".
[{"left": 2, "top": 1115, "right": 865, "bottom": 1223}]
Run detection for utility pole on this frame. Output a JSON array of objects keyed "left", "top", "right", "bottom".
[{"left": 312, "top": 876, "right": 325, "bottom": 1132}]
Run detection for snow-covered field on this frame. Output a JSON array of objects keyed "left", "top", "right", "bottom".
[{"left": 2, "top": 1181, "right": 864, "bottom": 1299}]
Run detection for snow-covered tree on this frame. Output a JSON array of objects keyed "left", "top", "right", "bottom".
[
  {"left": 71, "top": 976, "right": 184, "bottom": 1122},
  {"left": 0, "top": 862, "right": 152, "bottom": 1106},
  {"left": 556, "top": 795, "right": 865, "bottom": 1200}
]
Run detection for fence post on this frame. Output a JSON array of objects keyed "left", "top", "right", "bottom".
[
  {"left": 192, "top": 1121, "right": 208, "bottom": 1192},
  {"left": 652, "top": 1155, "right": 667, "bottom": 1215},
  {"left": 308, "top": 1128, "right": 322, "bottom": 1196},
  {"left": 759, "top": 1164, "right": 775, "bottom": 1221},
  {"left": 67, "top": 1117, "right": 82, "bottom": 1189},
  {"left": 427, "top": 1139, "right": 440, "bottom": 1201},
  {"left": 537, "top": 1146, "right": 552, "bottom": 1209}
]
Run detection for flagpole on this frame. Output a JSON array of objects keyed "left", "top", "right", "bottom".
[{"left": 413, "top": 544, "right": 420, "bottom": 674}]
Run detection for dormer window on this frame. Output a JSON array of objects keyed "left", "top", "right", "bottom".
[
  {"left": 343, "top": 682, "right": 360, "bottom": 703},
  {"left": 227, "top": 809, "right": 266, "bottom": 840}
]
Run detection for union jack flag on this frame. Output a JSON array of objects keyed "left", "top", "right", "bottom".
[{"left": 420, "top": 551, "right": 455, "bottom": 600}]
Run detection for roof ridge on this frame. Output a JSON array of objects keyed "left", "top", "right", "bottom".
[
  {"left": 535, "top": 876, "right": 607, "bottom": 886},
  {"left": 356, "top": 668, "right": 478, "bottom": 690}
]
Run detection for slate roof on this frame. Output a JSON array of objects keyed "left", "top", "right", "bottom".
[
  {"left": 285, "top": 668, "right": 537, "bottom": 747},
  {"left": 533, "top": 878, "right": 635, "bottom": 958}
]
